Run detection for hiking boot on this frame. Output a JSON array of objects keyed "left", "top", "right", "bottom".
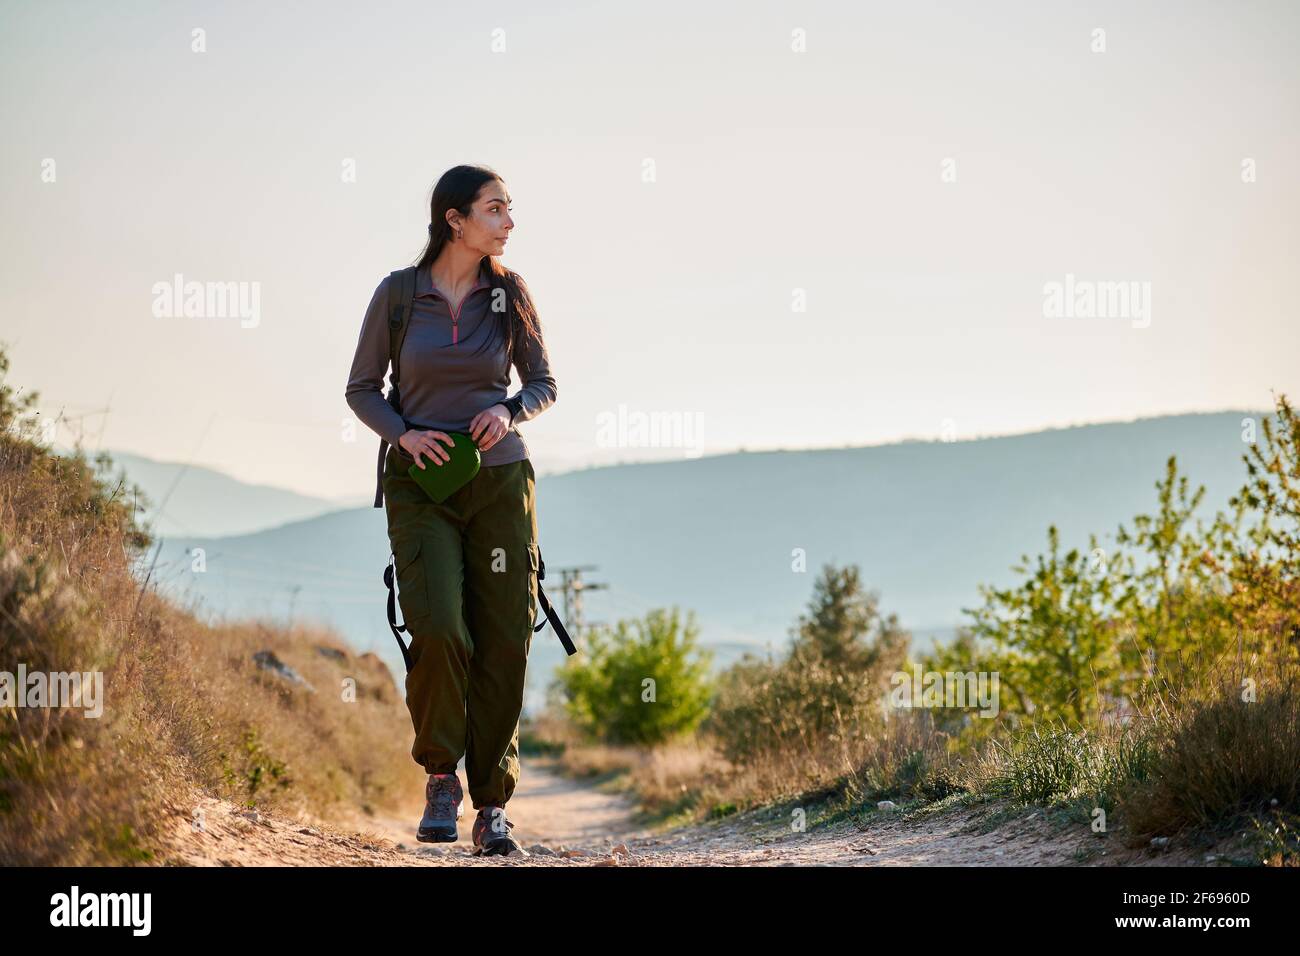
[
  {"left": 471, "top": 804, "right": 529, "bottom": 857},
  {"left": 416, "top": 772, "right": 464, "bottom": 843}
]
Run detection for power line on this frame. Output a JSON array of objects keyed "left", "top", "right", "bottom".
[{"left": 154, "top": 412, "right": 217, "bottom": 519}]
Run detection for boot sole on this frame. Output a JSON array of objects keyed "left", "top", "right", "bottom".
[
  {"left": 472, "top": 840, "right": 529, "bottom": 857},
  {"left": 416, "top": 826, "right": 458, "bottom": 843}
]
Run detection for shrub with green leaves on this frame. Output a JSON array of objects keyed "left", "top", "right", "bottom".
[
  {"left": 934, "top": 395, "right": 1300, "bottom": 731},
  {"left": 550, "top": 607, "right": 713, "bottom": 746}
]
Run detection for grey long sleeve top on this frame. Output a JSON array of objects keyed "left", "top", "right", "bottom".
[{"left": 345, "top": 261, "right": 557, "bottom": 467}]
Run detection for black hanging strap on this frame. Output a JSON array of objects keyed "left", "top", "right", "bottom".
[
  {"left": 531, "top": 546, "right": 577, "bottom": 656},
  {"left": 383, "top": 556, "right": 414, "bottom": 673}
]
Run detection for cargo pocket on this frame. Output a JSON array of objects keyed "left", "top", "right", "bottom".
[
  {"left": 526, "top": 542, "right": 541, "bottom": 645},
  {"left": 394, "top": 536, "right": 431, "bottom": 625}
]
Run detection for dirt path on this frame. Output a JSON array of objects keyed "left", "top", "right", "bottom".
[
  {"left": 162, "top": 757, "right": 1217, "bottom": 867},
  {"left": 616, "top": 800, "right": 1199, "bottom": 867},
  {"left": 348, "top": 757, "right": 656, "bottom": 865},
  {"left": 163, "top": 757, "right": 655, "bottom": 867}
]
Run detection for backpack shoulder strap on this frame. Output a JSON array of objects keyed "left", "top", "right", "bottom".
[
  {"left": 387, "top": 266, "right": 419, "bottom": 392},
  {"left": 372, "top": 265, "right": 420, "bottom": 509}
]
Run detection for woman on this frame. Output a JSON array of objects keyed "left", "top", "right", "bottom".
[{"left": 344, "top": 165, "right": 557, "bottom": 857}]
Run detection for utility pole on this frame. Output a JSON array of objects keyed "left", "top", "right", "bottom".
[
  {"left": 287, "top": 584, "right": 302, "bottom": 636},
  {"left": 549, "top": 565, "right": 607, "bottom": 640}
]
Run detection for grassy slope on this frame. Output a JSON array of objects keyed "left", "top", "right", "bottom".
[{"left": 0, "top": 366, "right": 423, "bottom": 865}]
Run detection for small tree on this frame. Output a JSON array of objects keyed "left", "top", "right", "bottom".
[
  {"left": 962, "top": 525, "right": 1124, "bottom": 727},
  {"left": 1113, "top": 455, "right": 1238, "bottom": 698},
  {"left": 786, "top": 564, "right": 910, "bottom": 736},
  {"left": 706, "top": 564, "right": 910, "bottom": 762},
  {"left": 1229, "top": 394, "right": 1300, "bottom": 654},
  {"left": 550, "top": 607, "right": 713, "bottom": 746}
]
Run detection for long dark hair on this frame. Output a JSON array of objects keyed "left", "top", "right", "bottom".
[{"left": 411, "top": 164, "right": 543, "bottom": 372}]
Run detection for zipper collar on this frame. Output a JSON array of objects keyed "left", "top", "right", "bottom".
[{"left": 416, "top": 261, "right": 492, "bottom": 343}]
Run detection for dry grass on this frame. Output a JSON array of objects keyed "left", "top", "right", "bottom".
[
  {"left": 536, "top": 658, "right": 1299, "bottom": 864},
  {"left": 1121, "top": 671, "right": 1300, "bottom": 842},
  {"left": 544, "top": 733, "right": 736, "bottom": 822},
  {"left": 522, "top": 707, "right": 736, "bottom": 819},
  {"left": 0, "top": 381, "right": 423, "bottom": 865},
  {"left": 527, "top": 702, "right": 967, "bottom": 824}
]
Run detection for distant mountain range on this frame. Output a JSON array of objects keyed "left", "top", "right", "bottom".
[
  {"left": 77, "top": 449, "right": 352, "bottom": 538},
  {"left": 111, "top": 411, "right": 1270, "bottom": 715}
]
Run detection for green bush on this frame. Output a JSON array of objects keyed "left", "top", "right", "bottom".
[
  {"left": 987, "top": 721, "right": 1154, "bottom": 810},
  {"left": 550, "top": 607, "right": 713, "bottom": 746}
]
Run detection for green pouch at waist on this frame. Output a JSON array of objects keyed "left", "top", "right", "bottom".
[{"left": 405, "top": 431, "right": 481, "bottom": 503}]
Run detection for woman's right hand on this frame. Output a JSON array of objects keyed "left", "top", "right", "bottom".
[{"left": 399, "top": 429, "right": 456, "bottom": 468}]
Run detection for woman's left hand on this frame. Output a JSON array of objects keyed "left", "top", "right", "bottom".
[{"left": 469, "top": 404, "right": 512, "bottom": 451}]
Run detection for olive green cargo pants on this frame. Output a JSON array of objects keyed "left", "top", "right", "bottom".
[{"left": 382, "top": 442, "right": 540, "bottom": 809}]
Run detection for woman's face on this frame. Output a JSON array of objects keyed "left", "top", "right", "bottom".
[{"left": 453, "top": 182, "right": 514, "bottom": 255}]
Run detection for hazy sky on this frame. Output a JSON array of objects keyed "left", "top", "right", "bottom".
[{"left": 2, "top": 0, "right": 1297, "bottom": 501}]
